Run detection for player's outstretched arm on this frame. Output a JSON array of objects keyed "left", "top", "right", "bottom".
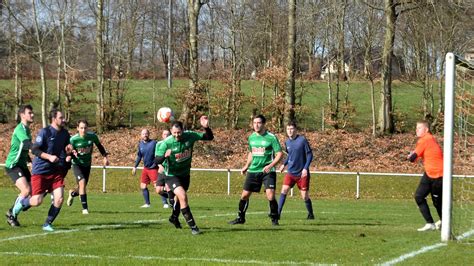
[
  {"left": 154, "top": 149, "right": 172, "bottom": 165},
  {"left": 407, "top": 151, "right": 417, "bottom": 162}
]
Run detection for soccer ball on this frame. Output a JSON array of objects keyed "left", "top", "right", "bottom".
[{"left": 157, "top": 107, "right": 174, "bottom": 123}]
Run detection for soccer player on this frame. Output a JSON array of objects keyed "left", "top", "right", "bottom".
[
  {"left": 278, "top": 121, "right": 315, "bottom": 219},
  {"left": 4, "top": 104, "right": 34, "bottom": 227},
  {"left": 67, "top": 119, "right": 109, "bottom": 214},
  {"left": 132, "top": 128, "right": 161, "bottom": 208},
  {"left": 154, "top": 117, "right": 214, "bottom": 235},
  {"left": 12, "top": 109, "right": 71, "bottom": 231},
  {"left": 229, "top": 114, "right": 282, "bottom": 226},
  {"left": 407, "top": 120, "right": 443, "bottom": 232},
  {"left": 155, "top": 129, "right": 172, "bottom": 208}
]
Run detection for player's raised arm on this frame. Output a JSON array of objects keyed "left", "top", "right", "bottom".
[{"left": 200, "top": 115, "right": 214, "bottom": 140}]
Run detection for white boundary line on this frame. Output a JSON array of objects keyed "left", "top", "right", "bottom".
[
  {"left": 0, "top": 209, "right": 414, "bottom": 243},
  {"left": 2, "top": 210, "right": 472, "bottom": 265},
  {"left": 380, "top": 229, "right": 474, "bottom": 266},
  {"left": 0, "top": 251, "right": 329, "bottom": 265},
  {"left": 0, "top": 211, "right": 331, "bottom": 265},
  {"left": 0, "top": 211, "right": 300, "bottom": 242},
  {"left": 0, "top": 221, "right": 162, "bottom": 243},
  {"left": 0, "top": 229, "right": 79, "bottom": 242}
]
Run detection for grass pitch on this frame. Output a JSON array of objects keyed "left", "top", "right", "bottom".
[{"left": 0, "top": 187, "right": 472, "bottom": 265}]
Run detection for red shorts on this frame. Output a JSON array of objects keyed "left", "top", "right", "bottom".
[
  {"left": 31, "top": 173, "right": 64, "bottom": 196},
  {"left": 282, "top": 173, "right": 310, "bottom": 191},
  {"left": 141, "top": 167, "right": 158, "bottom": 185}
]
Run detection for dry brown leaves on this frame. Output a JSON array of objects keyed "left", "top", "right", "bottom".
[{"left": 0, "top": 123, "right": 471, "bottom": 174}]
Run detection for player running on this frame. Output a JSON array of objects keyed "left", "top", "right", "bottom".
[
  {"left": 154, "top": 117, "right": 214, "bottom": 235},
  {"left": 67, "top": 119, "right": 109, "bottom": 214},
  {"left": 278, "top": 121, "right": 315, "bottom": 220},
  {"left": 12, "top": 109, "right": 71, "bottom": 231},
  {"left": 5, "top": 104, "right": 34, "bottom": 227},
  {"left": 229, "top": 114, "right": 282, "bottom": 226}
]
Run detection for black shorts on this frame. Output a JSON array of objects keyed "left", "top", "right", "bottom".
[
  {"left": 166, "top": 175, "right": 191, "bottom": 192},
  {"left": 72, "top": 164, "right": 91, "bottom": 184},
  {"left": 243, "top": 172, "right": 277, "bottom": 192},
  {"left": 156, "top": 173, "right": 166, "bottom": 187},
  {"left": 6, "top": 166, "right": 31, "bottom": 183}
]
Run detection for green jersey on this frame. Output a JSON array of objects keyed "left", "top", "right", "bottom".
[
  {"left": 155, "top": 140, "right": 168, "bottom": 168},
  {"left": 155, "top": 131, "right": 204, "bottom": 177},
  {"left": 5, "top": 123, "right": 32, "bottom": 169},
  {"left": 70, "top": 132, "right": 103, "bottom": 167},
  {"left": 247, "top": 131, "right": 282, "bottom": 173}
]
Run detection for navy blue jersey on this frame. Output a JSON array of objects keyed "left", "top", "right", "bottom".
[
  {"left": 134, "top": 140, "right": 157, "bottom": 169},
  {"left": 32, "top": 126, "right": 71, "bottom": 175},
  {"left": 283, "top": 135, "right": 313, "bottom": 176}
]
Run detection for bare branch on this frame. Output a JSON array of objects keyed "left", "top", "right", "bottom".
[{"left": 360, "top": 0, "right": 384, "bottom": 11}]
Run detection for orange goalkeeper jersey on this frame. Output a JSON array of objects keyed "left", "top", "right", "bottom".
[{"left": 414, "top": 133, "right": 444, "bottom": 178}]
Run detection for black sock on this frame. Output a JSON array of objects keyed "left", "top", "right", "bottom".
[
  {"left": 172, "top": 200, "right": 181, "bottom": 218},
  {"left": 45, "top": 205, "right": 61, "bottom": 225},
  {"left": 181, "top": 206, "right": 196, "bottom": 228},
  {"left": 305, "top": 199, "right": 314, "bottom": 215},
  {"left": 238, "top": 199, "right": 249, "bottom": 219},
  {"left": 80, "top": 194, "right": 88, "bottom": 210},
  {"left": 269, "top": 199, "right": 278, "bottom": 219}
]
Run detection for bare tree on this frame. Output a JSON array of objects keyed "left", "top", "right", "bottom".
[
  {"left": 284, "top": 0, "right": 296, "bottom": 125},
  {"left": 6, "top": 6, "right": 22, "bottom": 121},
  {"left": 363, "top": 0, "right": 425, "bottom": 134},
  {"left": 95, "top": 0, "right": 105, "bottom": 132},
  {"left": 351, "top": 2, "right": 383, "bottom": 135},
  {"left": 4, "top": 0, "right": 55, "bottom": 127},
  {"left": 179, "top": 0, "right": 207, "bottom": 128},
  {"left": 167, "top": 0, "right": 173, "bottom": 89}
]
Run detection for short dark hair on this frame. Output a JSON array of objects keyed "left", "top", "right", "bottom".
[
  {"left": 49, "top": 109, "right": 61, "bottom": 122},
  {"left": 416, "top": 120, "right": 430, "bottom": 131},
  {"left": 253, "top": 114, "right": 266, "bottom": 124},
  {"left": 18, "top": 104, "right": 33, "bottom": 115},
  {"left": 287, "top": 120, "right": 297, "bottom": 128},
  {"left": 77, "top": 119, "right": 89, "bottom": 127},
  {"left": 171, "top": 121, "right": 184, "bottom": 130}
]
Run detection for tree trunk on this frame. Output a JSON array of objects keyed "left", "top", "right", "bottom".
[
  {"left": 167, "top": 0, "right": 173, "bottom": 89},
  {"left": 137, "top": 12, "right": 146, "bottom": 73},
  {"left": 96, "top": 0, "right": 105, "bottom": 133},
  {"left": 377, "top": 0, "right": 396, "bottom": 134},
  {"left": 14, "top": 52, "right": 22, "bottom": 122},
  {"left": 208, "top": 2, "right": 216, "bottom": 72},
  {"left": 32, "top": 0, "right": 48, "bottom": 127},
  {"left": 284, "top": 0, "right": 296, "bottom": 126},
  {"left": 180, "top": 0, "right": 203, "bottom": 128},
  {"left": 8, "top": 11, "right": 21, "bottom": 121},
  {"left": 60, "top": 5, "right": 72, "bottom": 123},
  {"left": 55, "top": 45, "right": 61, "bottom": 108}
]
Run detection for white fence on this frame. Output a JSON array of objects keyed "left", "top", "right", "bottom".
[{"left": 2, "top": 163, "right": 472, "bottom": 198}]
